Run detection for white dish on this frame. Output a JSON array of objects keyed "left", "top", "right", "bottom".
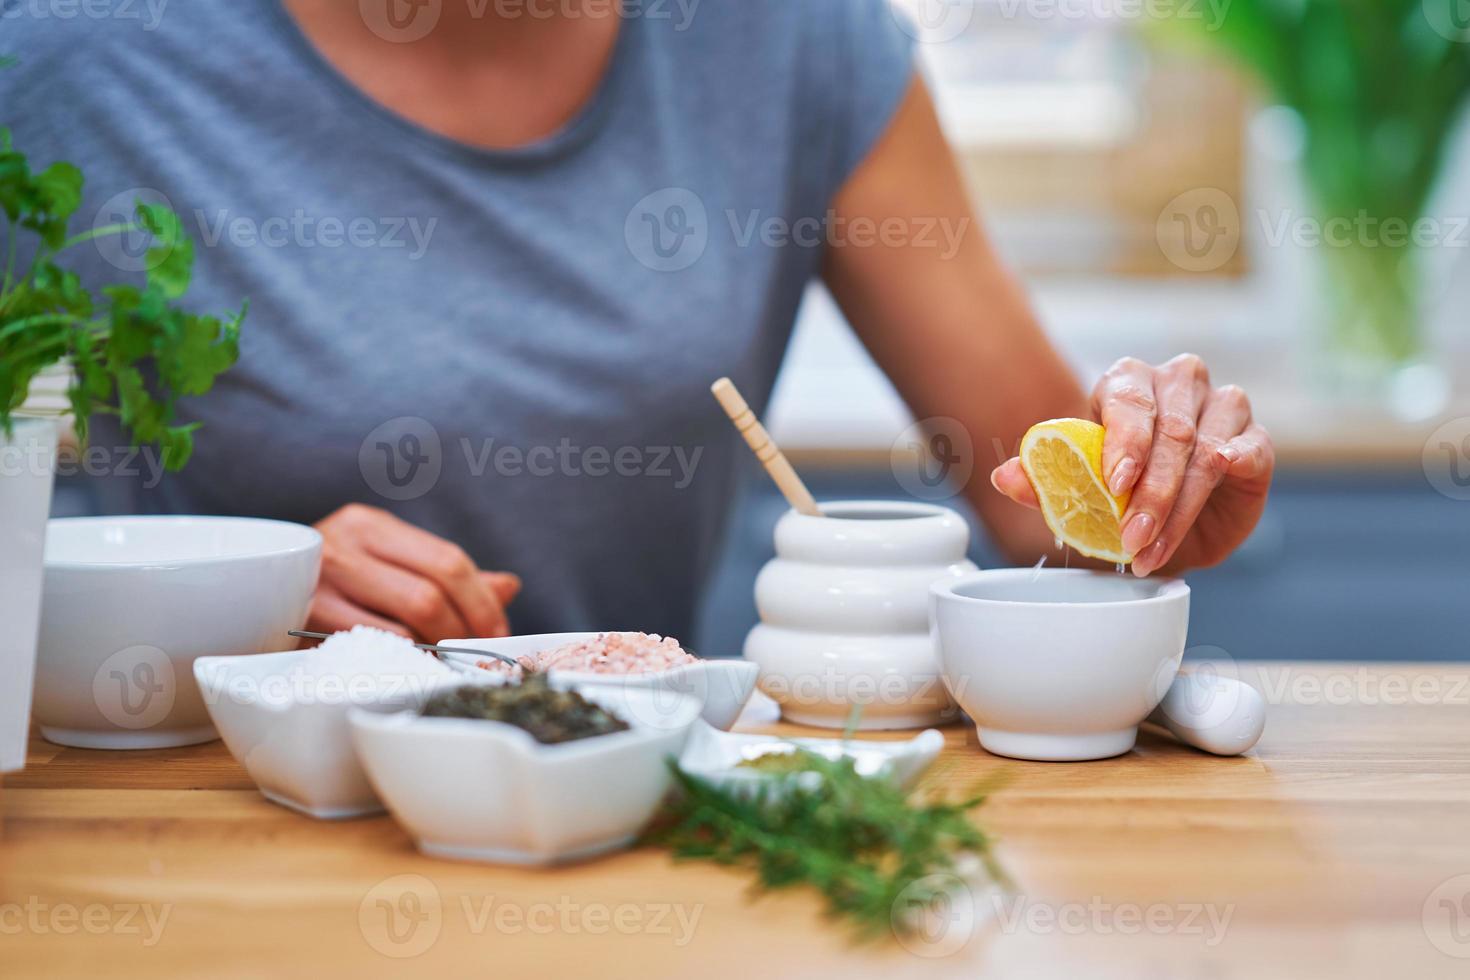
[
  {"left": 678, "top": 723, "right": 946, "bottom": 793},
  {"left": 931, "top": 569, "right": 1190, "bottom": 762},
  {"left": 349, "top": 684, "right": 702, "bottom": 865},
  {"left": 440, "top": 632, "right": 760, "bottom": 731},
  {"left": 194, "top": 648, "right": 466, "bottom": 819},
  {"left": 744, "top": 501, "right": 977, "bottom": 731},
  {"left": 34, "top": 516, "right": 321, "bottom": 750}
]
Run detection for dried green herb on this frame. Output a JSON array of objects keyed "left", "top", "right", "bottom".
[
  {"left": 646, "top": 750, "right": 1007, "bottom": 941},
  {"left": 421, "top": 675, "right": 629, "bottom": 744}
]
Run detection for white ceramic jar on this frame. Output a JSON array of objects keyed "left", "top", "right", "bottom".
[{"left": 743, "top": 500, "right": 977, "bottom": 730}]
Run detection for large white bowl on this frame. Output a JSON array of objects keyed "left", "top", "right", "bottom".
[
  {"left": 194, "top": 648, "right": 465, "bottom": 819},
  {"left": 440, "top": 632, "right": 760, "bottom": 731},
  {"left": 931, "top": 569, "right": 1190, "bottom": 762},
  {"left": 34, "top": 516, "right": 321, "bottom": 749},
  {"left": 350, "top": 685, "right": 702, "bottom": 865}
]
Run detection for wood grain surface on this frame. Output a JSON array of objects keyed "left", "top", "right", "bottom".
[{"left": 3, "top": 662, "right": 1469, "bottom": 979}]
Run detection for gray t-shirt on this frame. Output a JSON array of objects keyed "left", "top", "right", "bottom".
[{"left": 1, "top": 0, "right": 914, "bottom": 640}]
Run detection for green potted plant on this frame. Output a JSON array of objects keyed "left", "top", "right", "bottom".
[
  {"left": 1159, "top": 1, "right": 1470, "bottom": 403},
  {"left": 0, "top": 76, "right": 246, "bottom": 771}
]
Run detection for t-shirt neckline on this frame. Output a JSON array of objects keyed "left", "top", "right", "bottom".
[{"left": 265, "top": 0, "right": 634, "bottom": 168}]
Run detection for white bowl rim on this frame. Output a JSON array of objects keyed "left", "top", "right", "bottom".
[
  {"left": 438, "top": 650, "right": 759, "bottom": 687},
  {"left": 45, "top": 515, "right": 322, "bottom": 569},
  {"left": 933, "top": 568, "right": 1189, "bottom": 608},
  {"left": 438, "top": 631, "right": 758, "bottom": 683},
  {"left": 347, "top": 685, "right": 701, "bottom": 759},
  {"left": 786, "top": 499, "right": 962, "bottom": 525}
]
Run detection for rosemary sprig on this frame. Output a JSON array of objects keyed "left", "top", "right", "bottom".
[{"left": 646, "top": 751, "right": 1007, "bottom": 941}]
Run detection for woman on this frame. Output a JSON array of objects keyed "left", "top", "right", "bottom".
[{"left": 2, "top": 0, "right": 1272, "bottom": 643}]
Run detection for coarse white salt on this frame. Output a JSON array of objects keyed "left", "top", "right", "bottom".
[{"left": 296, "top": 625, "right": 454, "bottom": 682}]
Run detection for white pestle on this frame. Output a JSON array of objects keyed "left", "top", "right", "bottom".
[{"left": 1144, "top": 669, "right": 1266, "bottom": 756}]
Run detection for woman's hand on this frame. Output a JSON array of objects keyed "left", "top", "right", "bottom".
[
  {"left": 992, "top": 354, "right": 1275, "bottom": 577},
  {"left": 306, "top": 503, "right": 521, "bottom": 642}
]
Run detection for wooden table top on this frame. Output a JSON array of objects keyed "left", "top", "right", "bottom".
[{"left": 3, "top": 661, "right": 1468, "bottom": 979}]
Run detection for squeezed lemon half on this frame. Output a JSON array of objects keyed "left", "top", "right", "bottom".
[{"left": 1018, "top": 418, "right": 1133, "bottom": 564}]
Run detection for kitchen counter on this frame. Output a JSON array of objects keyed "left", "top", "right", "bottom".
[{"left": 3, "top": 662, "right": 1468, "bottom": 979}]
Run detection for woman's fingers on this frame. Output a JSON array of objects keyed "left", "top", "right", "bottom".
[
  {"left": 326, "top": 545, "right": 472, "bottom": 642},
  {"left": 482, "top": 571, "right": 523, "bottom": 607},
  {"left": 1119, "top": 354, "right": 1210, "bottom": 557},
  {"left": 990, "top": 457, "right": 1039, "bottom": 508},
  {"left": 1218, "top": 423, "right": 1275, "bottom": 483},
  {"left": 1092, "top": 357, "right": 1158, "bottom": 496},
  {"left": 305, "top": 584, "right": 412, "bottom": 639},
  {"left": 357, "top": 508, "right": 511, "bottom": 639},
  {"left": 1131, "top": 384, "right": 1252, "bottom": 577}
]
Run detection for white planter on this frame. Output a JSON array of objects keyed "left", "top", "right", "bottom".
[
  {"left": 743, "top": 500, "right": 978, "bottom": 730},
  {"left": 0, "top": 418, "right": 58, "bottom": 773}
]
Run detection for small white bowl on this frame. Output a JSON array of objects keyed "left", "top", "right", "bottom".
[
  {"left": 440, "top": 632, "right": 760, "bottom": 731},
  {"left": 678, "top": 724, "right": 946, "bottom": 793},
  {"left": 931, "top": 569, "right": 1190, "bottom": 761},
  {"left": 194, "top": 649, "right": 465, "bottom": 819},
  {"left": 350, "top": 684, "right": 702, "bottom": 865},
  {"left": 35, "top": 516, "right": 321, "bottom": 750}
]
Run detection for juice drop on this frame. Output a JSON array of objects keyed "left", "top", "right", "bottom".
[
  {"left": 1030, "top": 554, "right": 1048, "bottom": 581},
  {"left": 1054, "top": 536, "right": 1064, "bottom": 551},
  {"left": 1116, "top": 562, "right": 1126, "bottom": 575}
]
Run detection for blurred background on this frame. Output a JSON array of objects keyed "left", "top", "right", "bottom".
[
  {"left": 699, "top": 0, "right": 1470, "bottom": 661},
  {"left": 27, "top": 1, "right": 1470, "bottom": 660}
]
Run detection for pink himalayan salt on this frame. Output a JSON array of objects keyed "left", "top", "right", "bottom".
[{"left": 476, "top": 631, "right": 697, "bottom": 677}]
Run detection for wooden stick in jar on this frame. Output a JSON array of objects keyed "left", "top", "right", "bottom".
[{"left": 710, "top": 377, "right": 822, "bottom": 517}]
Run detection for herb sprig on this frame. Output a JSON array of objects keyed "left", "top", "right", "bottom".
[
  {"left": 646, "top": 751, "right": 1007, "bottom": 941},
  {"left": 0, "top": 105, "right": 245, "bottom": 468}
]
